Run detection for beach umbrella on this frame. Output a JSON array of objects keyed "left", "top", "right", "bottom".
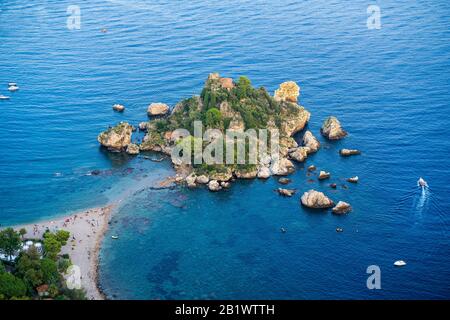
[
  {"left": 26, "top": 240, "right": 33, "bottom": 246},
  {"left": 34, "top": 243, "right": 42, "bottom": 248},
  {"left": 23, "top": 245, "right": 29, "bottom": 251}
]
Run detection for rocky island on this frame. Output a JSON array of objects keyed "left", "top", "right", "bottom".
[
  {"left": 98, "top": 73, "right": 358, "bottom": 209},
  {"left": 98, "top": 73, "right": 314, "bottom": 190}
]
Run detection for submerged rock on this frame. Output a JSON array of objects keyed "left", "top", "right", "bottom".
[
  {"left": 208, "top": 180, "right": 222, "bottom": 192},
  {"left": 112, "top": 104, "right": 125, "bottom": 112},
  {"left": 147, "top": 103, "right": 169, "bottom": 116},
  {"left": 340, "top": 149, "right": 361, "bottom": 156},
  {"left": 332, "top": 201, "right": 352, "bottom": 214},
  {"left": 330, "top": 183, "right": 337, "bottom": 189},
  {"left": 300, "top": 190, "right": 334, "bottom": 209},
  {"left": 318, "top": 171, "right": 331, "bottom": 180},
  {"left": 126, "top": 143, "right": 140, "bottom": 155},
  {"left": 278, "top": 177, "right": 291, "bottom": 185},
  {"left": 274, "top": 81, "right": 300, "bottom": 103},
  {"left": 302, "top": 131, "right": 320, "bottom": 153},
  {"left": 277, "top": 188, "right": 296, "bottom": 197},
  {"left": 97, "top": 122, "right": 133, "bottom": 152},
  {"left": 321, "top": 116, "right": 347, "bottom": 140}
]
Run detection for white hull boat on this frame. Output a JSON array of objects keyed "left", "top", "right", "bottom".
[{"left": 394, "top": 260, "right": 406, "bottom": 267}]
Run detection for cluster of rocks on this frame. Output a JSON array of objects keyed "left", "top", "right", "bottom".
[
  {"left": 98, "top": 75, "right": 361, "bottom": 224},
  {"left": 301, "top": 190, "right": 352, "bottom": 214}
]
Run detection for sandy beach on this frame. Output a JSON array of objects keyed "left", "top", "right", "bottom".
[{"left": 11, "top": 205, "right": 115, "bottom": 300}]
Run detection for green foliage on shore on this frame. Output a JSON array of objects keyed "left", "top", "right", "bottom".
[
  {"left": 0, "top": 229, "right": 86, "bottom": 300},
  {"left": 0, "top": 228, "right": 22, "bottom": 261}
]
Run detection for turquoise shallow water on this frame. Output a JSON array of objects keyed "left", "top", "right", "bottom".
[{"left": 1, "top": 0, "right": 449, "bottom": 299}]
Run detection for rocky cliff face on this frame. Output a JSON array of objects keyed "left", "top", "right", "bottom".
[
  {"left": 302, "top": 131, "right": 320, "bottom": 153},
  {"left": 279, "top": 102, "right": 311, "bottom": 137},
  {"left": 274, "top": 81, "right": 300, "bottom": 103},
  {"left": 97, "top": 122, "right": 133, "bottom": 151}
]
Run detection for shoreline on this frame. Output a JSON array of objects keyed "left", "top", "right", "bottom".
[{"left": 10, "top": 205, "right": 115, "bottom": 300}]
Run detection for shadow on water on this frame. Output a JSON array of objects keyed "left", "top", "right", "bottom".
[{"left": 99, "top": 146, "right": 134, "bottom": 167}]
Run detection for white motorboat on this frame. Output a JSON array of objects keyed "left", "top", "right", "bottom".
[
  {"left": 0, "top": 95, "right": 10, "bottom": 100},
  {"left": 111, "top": 235, "right": 119, "bottom": 240},
  {"left": 394, "top": 260, "right": 407, "bottom": 267},
  {"left": 417, "top": 177, "right": 428, "bottom": 188},
  {"left": 8, "top": 85, "right": 19, "bottom": 92}
]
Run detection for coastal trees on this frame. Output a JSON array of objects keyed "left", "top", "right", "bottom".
[
  {"left": 43, "top": 230, "right": 69, "bottom": 260},
  {"left": 0, "top": 272, "right": 27, "bottom": 299},
  {"left": 0, "top": 228, "right": 22, "bottom": 261},
  {"left": 19, "top": 228, "right": 27, "bottom": 240}
]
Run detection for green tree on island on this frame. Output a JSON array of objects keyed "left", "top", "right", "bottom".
[{"left": 204, "top": 108, "right": 222, "bottom": 128}]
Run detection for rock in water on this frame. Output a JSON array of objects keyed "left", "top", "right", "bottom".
[
  {"left": 301, "top": 190, "right": 334, "bottom": 209},
  {"left": 274, "top": 81, "right": 300, "bottom": 103},
  {"left": 138, "top": 122, "right": 149, "bottom": 131},
  {"left": 307, "top": 165, "right": 316, "bottom": 172},
  {"left": 330, "top": 183, "right": 337, "bottom": 189},
  {"left": 220, "top": 181, "right": 231, "bottom": 188},
  {"left": 186, "top": 173, "right": 197, "bottom": 188},
  {"left": 196, "top": 175, "right": 209, "bottom": 184},
  {"left": 318, "top": 171, "right": 331, "bottom": 180},
  {"left": 340, "top": 149, "right": 361, "bottom": 156},
  {"left": 321, "top": 116, "right": 347, "bottom": 140},
  {"left": 271, "top": 158, "right": 295, "bottom": 176},
  {"left": 277, "top": 188, "right": 296, "bottom": 197},
  {"left": 208, "top": 180, "right": 222, "bottom": 192},
  {"left": 147, "top": 103, "right": 169, "bottom": 116},
  {"left": 126, "top": 143, "right": 140, "bottom": 155},
  {"left": 257, "top": 166, "right": 271, "bottom": 179},
  {"left": 278, "top": 177, "right": 291, "bottom": 185},
  {"left": 112, "top": 104, "right": 125, "bottom": 112},
  {"left": 332, "top": 201, "right": 352, "bottom": 214},
  {"left": 97, "top": 122, "right": 133, "bottom": 152},
  {"left": 289, "top": 147, "right": 310, "bottom": 162},
  {"left": 302, "top": 131, "right": 320, "bottom": 153},
  {"left": 347, "top": 176, "right": 359, "bottom": 183}
]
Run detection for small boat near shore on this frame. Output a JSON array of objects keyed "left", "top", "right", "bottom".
[
  {"left": 111, "top": 235, "right": 119, "bottom": 240},
  {"left": 0, "top": 95, "right": 10, "bottom": 100},
  {"left": 394, "top": 260, "right": 406, "bottom": 267},
  {"left": 8, "top": 85, "right": 19, "bottom": 92}
]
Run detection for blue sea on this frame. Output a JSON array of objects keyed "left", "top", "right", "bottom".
[{"left": 1, "top": 0, "right": 449, "bottom": 299}]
